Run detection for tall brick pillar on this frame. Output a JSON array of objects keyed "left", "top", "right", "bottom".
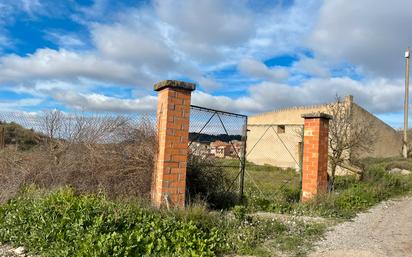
[
  {"left": 301, "top": 112, "right": 332, "bottom": 202},
  {"left": 152, "top": 80, "right": 195, "bottom": 208}
]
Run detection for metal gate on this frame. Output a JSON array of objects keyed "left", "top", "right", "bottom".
[
  {"left": 187, "top": 105, "right": 247, "bottom": 201},
  {"left": 245, "top": 123, "right": 304, "bottom": 199}
]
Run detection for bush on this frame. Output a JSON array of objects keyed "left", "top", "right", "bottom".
[
  {"left": 232, "top": 205, "right": 248, "bottom": 220},
  {"left": 301, "top": 170, "right": 412, "bottom": 219},
  {"left": 247, "top": 186, "right": 301, "bottom": 214},
  {"left": 186, "top": 154, "right": 239, "bottom": 209},
  {"left": 0, "top": 188, "right": 224, "bottom": 257}
]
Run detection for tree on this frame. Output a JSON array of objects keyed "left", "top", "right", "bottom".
[{"left": 327, "top": 96, "right": 376, "bottom": 191}]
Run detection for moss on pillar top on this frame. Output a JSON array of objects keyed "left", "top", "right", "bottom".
[
  {"left": 301, "top": 112, "right": 333, "bottom": 120},
  {"left": 154, "top": 80, "right": 196, "bottom": 92}
]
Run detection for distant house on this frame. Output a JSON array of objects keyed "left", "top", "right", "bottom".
[
  {"left": 247, "top": 95, "right": 402, "bottom": 173},
  {"left": 210, "top": 140, "right": 231, "bottom": 158},
  {"left": 230, "top": 140, "right": 244, "bottom": 157},
  {"left": 189, "top": 142, "right": 210, "bottom": 157}
]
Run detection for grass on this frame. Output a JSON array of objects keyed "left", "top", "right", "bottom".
[
  {"left": 216, "top": 158, "right": 301, "bottom": 195},
  {"left": 1, "top": 157, "right": 411, "bottom": 257},
  {"left": 242, "top": 158, "right": 412, "bottom": 220},
  {"left": 244, "top": 162, "right": 300, "bottom": 193}
]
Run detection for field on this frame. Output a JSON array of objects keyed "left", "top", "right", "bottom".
[{"left": 213, "top": 158, "right": 301, "bottom": 193}]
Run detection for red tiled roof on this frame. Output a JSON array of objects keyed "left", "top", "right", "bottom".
[{"left": 210, "top": 140, "right": 230, "bottom": 147}]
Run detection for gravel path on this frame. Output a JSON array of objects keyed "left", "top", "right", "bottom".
[
  {"left": 309, "top": 196, "right": 412, "bottom": 257},
  {"left": 0, "top": 245, "right": 23, "bottom": 257}
]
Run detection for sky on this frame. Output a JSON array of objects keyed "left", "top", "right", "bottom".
[{"left": 0, "top": 0, "right": 411, "bottom": 128}]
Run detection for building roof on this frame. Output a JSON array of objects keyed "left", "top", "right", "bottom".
[
  {"left": 210, "top": 140, "right": 230, "bottom": 147},
  {"left": 248, "top": 96, "right": 352, "bottom": 125}
]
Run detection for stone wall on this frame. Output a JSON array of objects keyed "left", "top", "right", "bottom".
[{"left": 351, "top": 103, "right": 402, "bottom": 158}]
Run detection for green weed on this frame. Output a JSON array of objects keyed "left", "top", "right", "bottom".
[{"left": 0, "top": 187, "right": 223, "bottom": 257}]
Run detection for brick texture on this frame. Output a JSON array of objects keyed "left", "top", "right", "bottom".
[
  {"left": 151, "top": 81, "right": 194, "bottom": 208},
  {"left": 301, "top": 114, "right": 331, "bottom": 202}
]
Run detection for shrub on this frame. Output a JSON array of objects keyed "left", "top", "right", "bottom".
[
  {"left": 301, "top": 170, "right": 412, "bottom": 219},
  {"left": 232, "top": 205, "right": 247, "bottom": 220},
  {"left": 247, "top": 186, "right": 301, "bottom": 214},
  {"left": 0, "top": 112, "right": 155, "bottom": 203},
  {"left": 186, "top": 154, "right": 238, "bottom": 209}
]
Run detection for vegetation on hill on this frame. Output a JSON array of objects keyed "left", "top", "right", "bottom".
[
  {"left": 189, "top": 132, "right": 241, "bottom": 143},
  {"left": 0, "top": 122, "right": 44, "bottom": 150}
]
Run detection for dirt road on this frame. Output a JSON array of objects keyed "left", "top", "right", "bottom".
[{"left": 309, "top": 196, "right": 412, "bottom": 257}]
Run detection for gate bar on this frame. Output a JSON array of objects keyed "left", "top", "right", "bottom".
[{"left": 190, "top": 105, "right": 247, "bottom": 118}]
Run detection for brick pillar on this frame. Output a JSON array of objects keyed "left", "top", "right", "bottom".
[
  {"left": 301, "top": 112, "right": 332, "bottom": 202},
  {"left": 152, "top": 80, "right": 196, "bottom": 208}
]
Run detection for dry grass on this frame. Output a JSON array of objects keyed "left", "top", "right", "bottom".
[{"left": 0, "top": 111, "right": 156, "bottom": 203}]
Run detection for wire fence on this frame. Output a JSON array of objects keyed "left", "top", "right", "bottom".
[
  {"left": 0, "top": 107, "right": 305, "bottom": 204},
  {"left": 188, "top": 105, "right": 248, "bottom": 199},
  {"left": 245, "top": 124, "right": 304, "bottom": 198},
  {"left": 0, "top": 111, "right": 156, "bottom": 146},
  {"left": 0, "top": 110, "right": 157, "bottom": 202}
]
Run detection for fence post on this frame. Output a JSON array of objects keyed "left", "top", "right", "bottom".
[
  {"left": 151, "top": 80, "right": 196, "bottom": 208},
  {"left": 301, "top": 112, "right": 332, "bottom": 202},
  {"left": 239, "top": 116, "right": 248, "bottom": 200}
]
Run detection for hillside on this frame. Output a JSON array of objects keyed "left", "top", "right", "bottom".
[
  {"left": 0, "top": 121, "right": 45, "bottom": 150},
  {"left": 189, "top": 132, "right": 242, "bottom": 143}
]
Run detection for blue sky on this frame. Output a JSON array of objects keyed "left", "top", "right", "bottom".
[{"left": 0, "top": 0, "right": 411, "bottom": 127}]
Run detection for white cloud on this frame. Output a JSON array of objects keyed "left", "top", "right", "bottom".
[
  {"left": 308, "top": 0, "right": 412, "bottom": 77},
  {"left": 192, "top": 77, "right": 403, "bottom": 115},
  {"left": 0, "top": 97, "right": 43, "bottom": 111},
  {"left": 247, "top": 0, "right": 321, "bottom": 58},
  {"left": 91, "top": 15, "right": 176, "bottom": 71},
  {"left": 250, "top": 77, "right": 403, "bottom": 114},
  {"left": 192, "top": 91, "right": 263, "bottom": 114},
  {"left": 0, "top": 0, "right": 408, "bottom": 121},
  {"left": 239, "top": 58, "right": 289, "bottom": 82},
  {"left": 155, "top": 0, "right": 255, "bottom": 46},
  {"left": 44, "top": 31, "right": 85, "bottom": 49},
  {"left": 0, "top": 0, "right": 320, "bottom": 94},
  {"left": 291, "top": 57, "right": 329, "bottom": 78},
  {"left": 197, "top": 77, "right": 221, "bottom": 91},
  {"left": 0, "top": 48, "right": 153, "bottom": 87},
  {"left": 52, "top": 90, "right": 157, "bottom": 113},
  {"left": 20, "top": 0, "right": 42, "bottom": 15}
]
